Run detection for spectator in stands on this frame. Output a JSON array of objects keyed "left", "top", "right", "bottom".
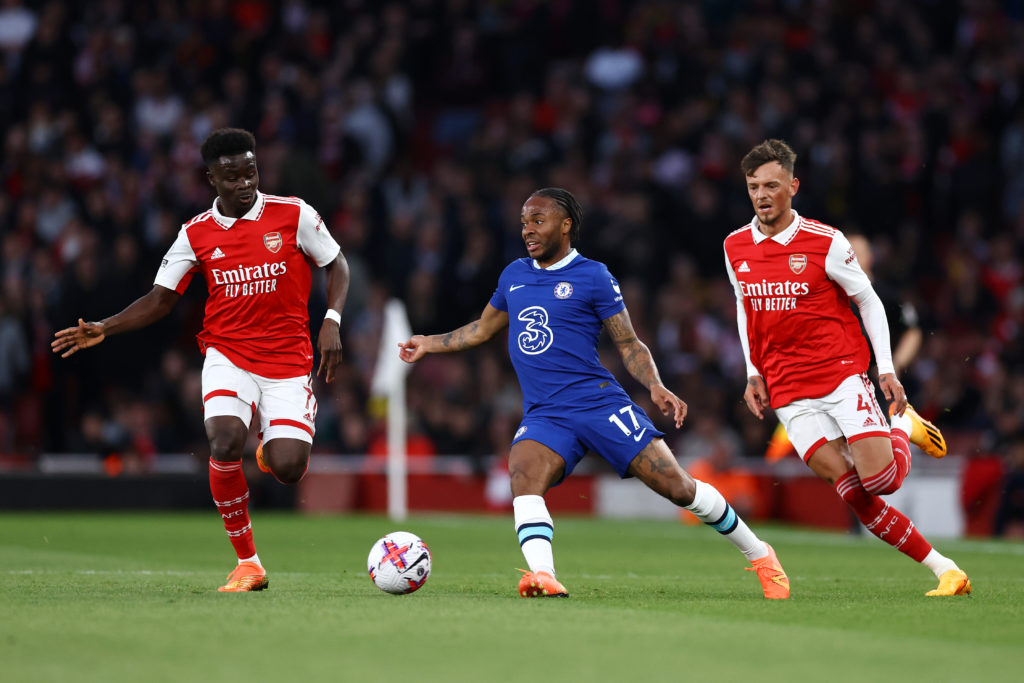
[{"left": 0, "top": 0, "right": 1014, "bottom": 546}]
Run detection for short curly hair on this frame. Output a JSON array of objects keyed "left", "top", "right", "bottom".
[
  {"left": 741, "top": 139, "right": 797, "bottom": 176},
  {"left": 200, "top": 128, "right": 256, "bottom": 166}
]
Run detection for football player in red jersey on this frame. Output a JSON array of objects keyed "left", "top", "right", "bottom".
[
  {"left": 52, "top": 128, "right": 350, "bottom": 592},
  {"left": 724, "top": 139, "right": 969, "bottom": 597}
]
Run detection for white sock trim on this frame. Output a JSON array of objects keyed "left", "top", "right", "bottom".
[
  {"left": 686, "top": 480, "right": 767, "bottom": 561},
  {"left": 890, "top": 411, "right": 912, "bottom": 435},
  {"left": 239, "top": 553, "right": 261, "bottom": 567},
  {"left": 921, "top": 549, "right": 958, "bottom": 578}
]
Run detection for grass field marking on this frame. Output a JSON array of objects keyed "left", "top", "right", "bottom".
[
  {"left": 3, "top": 569, "right": 321, "bottom": 578},
  {"left": 932, "top": 539, "right": 1024, "bottom": 555},
  {"left": 764, "top": 526, "right": 1024, "bottom": 555}
]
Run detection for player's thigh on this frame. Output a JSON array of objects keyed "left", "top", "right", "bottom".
[
  {"left": 508, "top": 438, "right": 567, "bottom": 496},
  {"left": 575, "top": 399, "right": 664, "bottom": 477},
  {"left": 775, "top": 399, "right": 843, "bottom": 464},
  {"left": 202, "top": 348, "right": 259, "bottom": 459},
  {"left": 256, "top": 373, "right": 317, "bottom": 445},
  {"left": 826, "top": 373, "right": 890, "bottom": 444},
  {"left": 848, "top": 436, "right": 894, "bottom": 477},
  {"left": 805, "top": 437, "right": 854, "bottom": 484},
  {"left": 626, "top": 438, "right": 695, "bottom": 506}
]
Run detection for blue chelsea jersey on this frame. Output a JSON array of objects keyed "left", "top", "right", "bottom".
[{"left": 488, "top": 251, "right": 629, "bottom": 412}]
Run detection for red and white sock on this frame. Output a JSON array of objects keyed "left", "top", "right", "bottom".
[
  {"left": 209, "top": 459, "right": 257, "bottom": 561},
  {"left": 861, "top": 429, "right": 911, "bottom": 494},
  {"left": 835, "top": 470, "right": 931, "bottom": 562}
]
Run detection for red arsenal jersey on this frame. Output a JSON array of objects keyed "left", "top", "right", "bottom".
[
  {"left": 154, "top": 192, "right": 341, "bottom": 379},
  {"left": 724, "top": 211, "right": 873, "bottom": 408}
]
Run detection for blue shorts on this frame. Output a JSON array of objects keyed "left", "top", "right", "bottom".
[{"left": 511, "top": 398, "right": 664, "bottom": 483}]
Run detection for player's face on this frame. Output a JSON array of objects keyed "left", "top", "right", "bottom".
[
  {"left": 208, "top": 152, "right": 259, "bottom": 218},
  {"left": 520, "top": 196, "right": 572, "bottom": 267},
  {"left": 746, "top": 161, "right": 799, "bottom": 231}
]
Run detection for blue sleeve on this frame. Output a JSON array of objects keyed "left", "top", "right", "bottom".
[
  {"left": 489, "top": 270, "right": 508, "bottom": 312},
  {"left": 592, "top": 263, "right": 626, "bottom": 320}
]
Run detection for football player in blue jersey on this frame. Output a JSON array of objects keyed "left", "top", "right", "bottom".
[{"left": 399, "top": 188, "right": 790, "bottom": 599}]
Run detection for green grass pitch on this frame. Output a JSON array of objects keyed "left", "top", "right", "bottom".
[{"left": 2, "top": 512, "right": 1022, "bottom": 682}]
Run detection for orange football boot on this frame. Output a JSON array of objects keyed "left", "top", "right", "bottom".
[
  {"left": 890, "top": 403, "right": 947, "bottom": 458},
  {"left": 518, "top": 569, "right": 569, "bottom": 598},
  {"left": 255, "top": 440, "right": 271, "bottom": 473},
  {"left": 926, "top": 569, "right": 971, "bottom": 597},
  {"left": 746, "top": 543, "right": 790, "bottom": 599},
  {"left": 218, "top": 561, "right": 268, "bottom": 592}
]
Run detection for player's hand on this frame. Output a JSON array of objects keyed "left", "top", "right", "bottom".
[
  {"left": 651, "top": 384, "right": 687, "bottom": 429},
  {"left": 51, "top": 318, "right": 105, "bottom": 358},
  {"left": 397, "top": 336, "right": 428, "bottom": 363},
  {"left": 744, "top": 376, "right": 770, "bottom": 420},
  {"left": 879, "top": 373, "right": 907, "bottom": 416},
  {"left": 317, "top": 319, "right": 343, "bottom": 383}
]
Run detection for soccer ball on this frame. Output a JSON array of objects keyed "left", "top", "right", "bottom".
[{"left": 367, "top": 531, "right": 431, "bottom": 594}]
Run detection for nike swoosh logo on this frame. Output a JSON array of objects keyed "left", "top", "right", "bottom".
[
  {"left": 509, "top": 284, "right": 525, "bottom": 291},
  {"left": 633, "top": 428, "right": 647, "bottom": 442}
]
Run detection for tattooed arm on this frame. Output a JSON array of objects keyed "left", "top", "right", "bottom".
[
  {"left": 398, "top": 304, "right": 509, "bottom": 363},
  {"left": 603, "top": 309, "right": 687, "bottom": 428}
]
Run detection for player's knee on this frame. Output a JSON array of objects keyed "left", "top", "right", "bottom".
[
  {"left": 266, "top": 446, "right": 309, "bottom": 484},
  {"left": 208, "top": 431, "right": 245, "bottom": 462},
  {"left": 509, "top": 468, "right": 546, "bottom": 496},
  {"left": 508, "top": 449, "right": 562, "bottom": 495}
]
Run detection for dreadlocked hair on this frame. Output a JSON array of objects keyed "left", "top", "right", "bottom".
[{"left": 530, "top": 187, "right": 583, "bottom": 243}]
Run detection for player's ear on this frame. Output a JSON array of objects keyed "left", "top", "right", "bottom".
[
  {"left": 206, "top": 169, "right": 215, "bottom": 187},
  {"left": 790, "top": 176, "right": 800, "bottom": 197}
]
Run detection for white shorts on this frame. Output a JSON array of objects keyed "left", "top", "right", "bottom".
[
  {"left": 774, "top": 373, "right": 889, "bottom": 463},
  {"left": 201, "top": 347, "right": 316, "bottom": 444}
]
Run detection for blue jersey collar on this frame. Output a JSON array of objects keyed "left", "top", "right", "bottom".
[{"left": 533, "top": 248, "right": 579, "bottom": 270}]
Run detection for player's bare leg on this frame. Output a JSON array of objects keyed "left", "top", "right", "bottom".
[
  {"left": 807, "top": 442, "right": 969, "bottom": 595},
  {"left": 206, "top": 415, "right": 267, "bottom": 592},
  {"left": 260, "top": 438, "right": 312, "bottom": 484},
  {"left": 802, "top": 437, "right": 851, "bottom": 484},
  {"left": 509, "top": 440, "right": 568, "bottom": 597},
  {"left": 849, "top": 434, "right": 910, "bottom": 494},
  {"left": 628, "top": 439, "right": 789, "bottom": 598}
]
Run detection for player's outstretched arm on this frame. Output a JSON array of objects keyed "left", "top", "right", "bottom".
[
  {"left": 602, "top": 309, "right": 687, "bottom": 428},
  {"left": 398, "top": 304, "right": 509, "bottom": 363},
  {"left": 317, "top": 254, "right": 350, "bottom": 383},
  {"left": 51, "top": 285, "right": 180, "bottom": 358}
]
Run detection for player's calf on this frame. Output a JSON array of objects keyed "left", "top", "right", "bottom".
[
  {"left": 860, "top": 456, "right": 905, "bottom": 494},
  {"left": 853, "top": 433, "right": 910, "bottom": 495},
  {"left": 835, "top": 470, "right": 931, "bottom": 562}
]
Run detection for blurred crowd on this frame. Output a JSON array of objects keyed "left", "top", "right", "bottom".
[{"left": 0, "top": 0, "right": 1023, "bottom": 532}]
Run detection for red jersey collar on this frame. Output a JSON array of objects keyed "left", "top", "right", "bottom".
[
  {"left": 751, "top": 210, "right": 800, "bottom": 244},
  {"left": 210, "top": 191, "right": 267, "bottom": 229}
]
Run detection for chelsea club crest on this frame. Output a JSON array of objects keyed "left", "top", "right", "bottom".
[{"left": 554, "top": 282, "right": 573, "bottom": 299}]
